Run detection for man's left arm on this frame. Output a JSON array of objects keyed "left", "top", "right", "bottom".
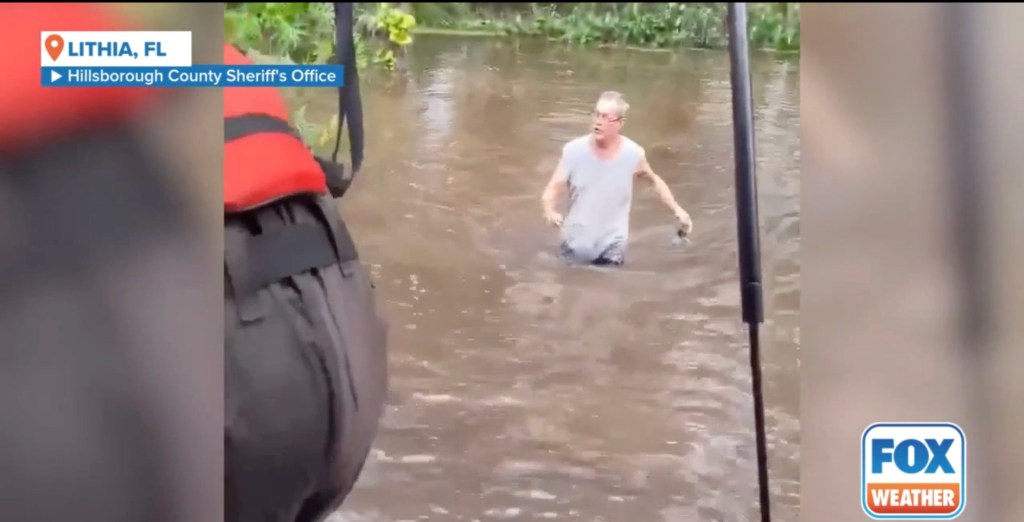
[{"left": 635, "top": 154, "right": 694, "bottom": 234}]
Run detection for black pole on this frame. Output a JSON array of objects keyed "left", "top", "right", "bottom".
[{"left": 726, "top": 4, "right": 771, "bottom": 522}]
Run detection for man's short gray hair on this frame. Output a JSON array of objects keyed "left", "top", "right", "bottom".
[{"left": 596, "top": 91, "right": 630, "bottom": 118}]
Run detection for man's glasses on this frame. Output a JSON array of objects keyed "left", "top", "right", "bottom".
[{"left": 592, "top": 110, "right": 623, "bottom": 123}]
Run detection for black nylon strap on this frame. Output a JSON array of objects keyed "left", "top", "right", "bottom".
[
  {"left": 332, "top": 3, "right": 364, "bottom": 180},
  {"left": 224, "top": 113, "right": 298, "bottom": 143},
  {"left": 227, "top": 221, "right": 353, "bottom": 299}
]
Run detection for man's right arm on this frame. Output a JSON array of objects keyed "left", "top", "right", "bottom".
[{"left": 541, "top": 161, "right": 569, "bottom": 227}]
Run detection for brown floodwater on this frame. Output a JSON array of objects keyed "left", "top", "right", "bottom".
[{"left": 313, "top": 34, "right": 800, "bottom": 522}]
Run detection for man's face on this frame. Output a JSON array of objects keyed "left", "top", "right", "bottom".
[{"left": 591, "top": 100, "right": 623, "bottom": 140}]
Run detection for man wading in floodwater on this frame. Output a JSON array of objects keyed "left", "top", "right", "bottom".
[{"left": 541, "top": 91, "right": 694, "bottom": 266}]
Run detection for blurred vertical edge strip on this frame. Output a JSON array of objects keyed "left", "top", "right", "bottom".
[
  {"left": 959, "top": 3, "right": 1024, "bottom": 520},
  {"left": 802, "top": 3, "right": 1024, "bottom": 522},
  {"left": 0, "top": 4, "right": 224, "bottom": 522},
  {"left": 941, "top": 3, "right": 993, "bottom": 522}
]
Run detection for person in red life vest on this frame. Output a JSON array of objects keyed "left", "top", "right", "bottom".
[
  {"left": 223, "top": 4, "right": 389, "bottom": 522},
  {"left": 0, "top": 4, "right": 219, "bottom": 522}
]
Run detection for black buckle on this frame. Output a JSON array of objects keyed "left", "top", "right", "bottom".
[{"left": 316, "top": 156, "right": 351, "bottom": 199}]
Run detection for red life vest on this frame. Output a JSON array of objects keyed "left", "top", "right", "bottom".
[
  {"left": 223, "top": 44, "right": 329, "bottom": 213},
  {"left": 0, "top": 4, "right": 157, "bottom": 153}
]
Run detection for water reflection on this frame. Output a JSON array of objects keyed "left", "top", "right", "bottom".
[{"left": 320, "top": 35, "right": 800, "bottom": 522}]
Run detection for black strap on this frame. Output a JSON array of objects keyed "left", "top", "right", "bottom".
[
  {"left": 226, "top": 221, "right": 355, "bottom": 299},
  {"left": 331, "top": 3, "right": 364, "bottom": 182},
  {"left": 224, "top": 113, "right": 299, "bottom": 143}
]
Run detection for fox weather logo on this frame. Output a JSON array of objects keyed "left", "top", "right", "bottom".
[{"left": 861, "top": 422, "right": 966, "bottom": 520}]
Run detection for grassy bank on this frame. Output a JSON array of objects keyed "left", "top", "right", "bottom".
[
  {"left": 227, "top": 3, "right": 800, "bottom": 61},
  {"left": 407, "top": 3, "right": 799, "bottom": 52}
]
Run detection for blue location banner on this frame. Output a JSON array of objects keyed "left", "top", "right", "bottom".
[{"left": 41, "top": 64, "right": 345, "bottom": 88}]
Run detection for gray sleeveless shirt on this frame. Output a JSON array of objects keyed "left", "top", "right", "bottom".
[{"left": 558, "top": 134, "right": 644, "bottom": 263}]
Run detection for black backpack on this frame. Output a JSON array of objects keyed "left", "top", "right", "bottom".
[{"left": 223, "top": 4, "right": 388, "bottom": 521}]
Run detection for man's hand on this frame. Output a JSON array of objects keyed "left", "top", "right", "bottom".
[
  {"left": 636, "top": 154, "right": 693, "bottom": 236},
  {"left": 541, "top": 162, "right": 569, "bottom": 228},
  {"left": 544, "top": 209, "right": 564, "bottom": 228},
  {"left": 674, "top": 206, "right": 693, "bottom": 236}
]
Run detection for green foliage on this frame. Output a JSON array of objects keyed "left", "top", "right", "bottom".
[
  {"left": 356, "top": 3, "right": 418, "bottom": 71},
  {"left": 748, "top": 3, "right": 799, "bottom": 52},
  {"left": 225, "top": 3, "right": 342, "bottom": 65},
  {"left": 225, "top": 3, "right": 417, "bottom": 147},
  {"left": 379, "top": 4, "right": 418, "bottom": 46},
  {"left": 411, "top": 3, "right": 800, "bottom": 52}
]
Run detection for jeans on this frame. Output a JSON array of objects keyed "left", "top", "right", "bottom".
[{"left": 559, "top": 242, "right": 625, "bottom": 267}]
